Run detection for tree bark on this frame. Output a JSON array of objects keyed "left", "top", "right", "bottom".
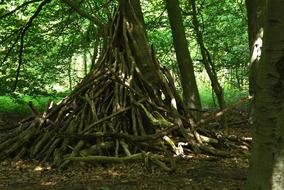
[
  {"left": 68, "top": 57, "right": 72, "bottom": 91},
  {"left": 246, "top": 0, "right": 284, "bottom": 189},
  {"left": 165, "top": 0, "right": 202, "bottom": 118},
  {"left": 121, "top": 0, "right": 159, "bottom": 84},
  {"left": 245, "top": 0, "right": 265, "bottom": 96},
  {"left": 188, "top": 0, "right": 227, "bottom": 127}
]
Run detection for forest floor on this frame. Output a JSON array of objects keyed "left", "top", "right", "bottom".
[{"left": 0, "top": 110, "right": 251, "bottom": 190}]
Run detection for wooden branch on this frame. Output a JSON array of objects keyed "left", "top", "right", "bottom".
[
  {"left": 81, "top": 98, "right": 147, "bottom": 133},
  {"left": 0, "top": 32, "right": 21, "bottom": 68},
  {"left": 28, "top": 101, "right": 40, "bottom": 116},
  {"left": 59, "top": 127, "right": 172, "bottom": 142},
  {"left": 0, "top": 28, "right": 22, "bottom": 45},
  {"left": 197, "top": 96, "right": 253, "bottom": 126},
  {"left": 65, "top": 153, "right": 143, "bottom": 163},
  {"left": 199, "top": 145, "right": 229, "bottom": 157},
  {"left": 61, "top": 0, "right": 105, "bottom": 29},
  {"left": 14, "top": 0, "right": 52, "bottom": 91}
]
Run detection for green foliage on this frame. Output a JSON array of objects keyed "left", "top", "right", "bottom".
[
  {"left": 199, "top": 83, "right": 248, "bottom": 109},
  {"left": 0, "top": 0, "right": 249, "bottom": 111},
  {"left": 0, "top": 95, "right": 63, "bottom": 116},
  {"left": 143, "top": 0, "right": 249, "bottom": 90},
  {"left": 0, "top": 0, "right": 97, "bottom": 94},
  {"left": 192, "top": 0, "right": 249, "bottom": 84}
]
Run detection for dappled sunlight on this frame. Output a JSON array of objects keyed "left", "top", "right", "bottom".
[
  {"left": 171, "top": 98, "right": 177, "bottom": 109},
  {"left": 0, "top": 154, "right": 249, "bottom": 189},
  {"left": 40, "top": 181, "right": 57, "bottom": 186},
  {"left": 250, "top": 28, "right": 264, "bottom": 64}
]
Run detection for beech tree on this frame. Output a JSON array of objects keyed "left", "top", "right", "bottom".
[{"left": 246, "top": 0, "right": 284, "bottom": 189}]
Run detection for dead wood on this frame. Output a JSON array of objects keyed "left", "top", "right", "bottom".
[{"left": 0, "top": 2, "right": 248, "bottom": 170}]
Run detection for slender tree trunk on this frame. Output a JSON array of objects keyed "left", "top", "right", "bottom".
[
  {"left": 68, "top": 57, "right": 72, "bottom": 91},
  {"left": 189, "top": 0, "right": 227, "bottom": 127},
  {"left": 165, "top": 0, "right": 202, "bottom": 119},
  {"left": 246, "top": 0, "right": 284, "bottom": 189},
  {"left": 235, "top": 68, "right": 241, "bottom": 90},
  {"left": 83, "top": 50, "right": 88, "bottom": 76}
]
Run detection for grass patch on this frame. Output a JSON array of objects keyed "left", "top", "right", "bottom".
[
  {"left": 199, "top": 84, "right": 248, "bottom": 109},
  {"left": 0, "top": 94, "right": 63, "bottom": 117},
  {"left": 0, "top": 86, "right": 248, "bottom": 117}
]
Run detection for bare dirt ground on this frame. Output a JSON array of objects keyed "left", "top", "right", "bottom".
[{"left": 0, "top": 111, "right": 251, "bottom": 190}]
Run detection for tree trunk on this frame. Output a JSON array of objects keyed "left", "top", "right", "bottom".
[
  {"left": 121, "top": 0, "right": 159, "bottom": 84},
  {"left": 68, "top": 57, "right": 72, "bottom": 91},
  {"left": 246, "top": 0, "right": 265, "bottom": 96},
  {"left": 83, "top": 50, "right": 88, "bottom": 76},
  {"left": 188, "top": 0, "right": 227, "bottom": 127},
  {"left": 246, "top": 0, "right": 284, "bottom": 189},
  {"left": 165, "top": 0, "right": 202, "bottom": 119}
]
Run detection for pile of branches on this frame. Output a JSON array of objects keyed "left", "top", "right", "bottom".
[{"left": 0, "top": 5, "right": 250, "bottom": 171}]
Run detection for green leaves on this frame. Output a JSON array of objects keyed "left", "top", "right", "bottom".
[{"left": 0, "top": 0, "right": 249, "bottom": 96}]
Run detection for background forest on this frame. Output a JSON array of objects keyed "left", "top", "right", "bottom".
[
  {"left": 0, "top": 0, "right": 257, "bottom": 189},
  {"left": 0, "top": 0, "right": 249, "bottom": 114}
]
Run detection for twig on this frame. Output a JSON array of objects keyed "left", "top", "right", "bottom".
[
  {"left": 28, "top": 101, "right": 40, "bottom": 116},
  {"left": 61, "top": 0, "right": 105, "bottom": 29},
  {"left": 0, "top": 0, "right": 42, "bottom": 20},
  {"left": 13, "top": 0, "right": 52, "bottom": 91}
]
